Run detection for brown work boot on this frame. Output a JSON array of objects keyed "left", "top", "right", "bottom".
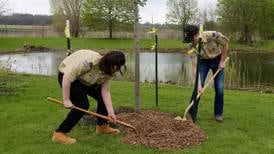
[
  {"left": 96, "top": 124, "right": 120, "bottom": 135},
  {"left": 52, "top": 132, "right": 76, "bottom": 144}
]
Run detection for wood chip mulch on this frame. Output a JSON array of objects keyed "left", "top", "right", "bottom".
[{"left": 117, "top": 110, "right": 208, "bottom": 150}]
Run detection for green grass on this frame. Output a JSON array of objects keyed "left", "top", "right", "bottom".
[
  {"left": 1, "top": 37, "right": 274, "bottom": 54},
  {"left": 0, "top": 37, "right": 185, "bottom": 53},
  {"left": 230, "top": 40, "right": 274, "bottom": 52},
  {"left": 0, "top": 71, "right": 274, "bottom": 153}
]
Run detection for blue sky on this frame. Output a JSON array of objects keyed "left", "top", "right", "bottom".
[{"left": 6, "top": 0, "right": 217, "bottom": 24}]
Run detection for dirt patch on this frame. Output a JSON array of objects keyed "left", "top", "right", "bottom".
[
  {"left": 0, "top": 87, "right": 14, "bottom": 95},
  {"left": 23, "top": 44, "right": 50, "bottom": 52},
  {"left": 0, "top": 79, "right": 15, "bottom": 95},
  {"left": 117, "top": 110, "right": 207, "bottom": 150}
]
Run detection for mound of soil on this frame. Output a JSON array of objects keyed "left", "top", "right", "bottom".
[
  {"left": 23, "top": 44, "right": 50, "bottom": 52},
  {"left": 117, "top": 110, "right": 207, "bottom": 150}
]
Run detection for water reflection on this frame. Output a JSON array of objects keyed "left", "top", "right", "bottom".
[
  {"left": 0, "top": 52, "right": 194, "bottom": 84},
  {"left": 126, "top": 52, "right": 194, "bottom": 84},
  {"left": 0, "top": 52, "right": 65, "bottom": 76},
  {"left": 235, "top": 53, "right": 274, "bottom": 86}
]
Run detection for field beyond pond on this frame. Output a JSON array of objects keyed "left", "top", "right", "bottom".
[
  {"left": 0, "top": 37, "right": 185, "bottom": 53},
  {"left": 0, "top": 37, "right": 274, "bottom": 54},
  {"left": 0, "top": 71, "right": 274, "bottom": 153}
]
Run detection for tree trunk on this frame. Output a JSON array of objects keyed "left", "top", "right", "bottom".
[
  {"left": 69, "top": 17, "right": 80, "bottom": 38},
  {"left": 74, "top": 17, "right": 80, "bottom": 38},
  {"left": 109, "top": 21, "right": 113, "bottom": 39},
  {"left": 239, "top": 25, "right": 252, "bottom": 44},
  {"left": 134, "top": 1, "right": 140, "bottom": 113}
]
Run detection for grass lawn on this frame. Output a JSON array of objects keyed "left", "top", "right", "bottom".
[
  {"left": 0, "top": 71, "right": 274, "bottom": 153},
  {"left": 230, "top": 40, "right": 274, "bottom": 52},
  {"left": 1, "top": 37, "right": 274, "bottom": 54},
  {"left": 0, "top": 37, "right": 186, "bottom": 53}
]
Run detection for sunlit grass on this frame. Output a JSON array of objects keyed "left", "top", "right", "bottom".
[
  {"left": 0, "top": 37, "right": 186, "bottom": 53},
  {"left": 1, "top": 37, "right": 274, "bottom": 54},
  {"left": 230, "top": 40, "right": 274, "bottom": 51}
]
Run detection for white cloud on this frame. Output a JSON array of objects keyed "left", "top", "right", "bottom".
[
  {"left": 140, "top": 0, "right": 217, "bottom": 24},
  {"left": 139, "top": 0, "right": 167, "bottom": 24},
  {"left": 7, "top": 0, "right": 51, "bottom": 15},
  {"left": 6, "top": 0, "right": 217, "bottom": 23}
]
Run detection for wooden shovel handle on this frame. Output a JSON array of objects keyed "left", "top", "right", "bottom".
[
  {"left": 47, "top": 97, "right": 137, "bottom": 131},
  {"left": 183, "top": 57, "right": 230, "bottom": 120}
]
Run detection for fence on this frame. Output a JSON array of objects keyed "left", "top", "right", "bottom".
[{"left": 0, "top": 25, "right": 182, "bottom": 39}]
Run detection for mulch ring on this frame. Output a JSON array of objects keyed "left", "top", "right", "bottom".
[
  {"left": 116, "top": 110, "right": 208, "bottom": 150},
  {"left": 80, "top": 108, "right": 207, "bottom": 150}
]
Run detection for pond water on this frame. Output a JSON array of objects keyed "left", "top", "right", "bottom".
[
  {"left": 235, "top": 52, "right": 274, "bottom": 86},
  {"left": 0, "top": 51, "right": 273, "bottom": 87}
]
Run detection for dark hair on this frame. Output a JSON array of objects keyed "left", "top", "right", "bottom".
[
  {"left": 99, "top": 51, "right": 126, "bottom": 76},
  {"left": 183, "top": 25, "right": 199, "bottom": 43}
]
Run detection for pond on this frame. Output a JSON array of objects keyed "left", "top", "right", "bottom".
[{"left": 0, "top": 51, "right": 274, "bottom": 87}]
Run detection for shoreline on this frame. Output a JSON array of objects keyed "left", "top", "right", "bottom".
[{"left": 1, "top": 46, "right": 274, "bottom": 55}]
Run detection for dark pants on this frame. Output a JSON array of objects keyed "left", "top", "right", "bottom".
[
  {"left": 189, "top": 56, "right": 224, "bottom": 121},
  {"left": 56, "top": 72, "right": 108, "bottom": 133}
]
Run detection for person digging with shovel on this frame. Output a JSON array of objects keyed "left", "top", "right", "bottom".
[
  {"left": 183, "top": 25, "right": 229, "bottom": 123},
  {"left": 52, "top": 49, "right": 126, "bottom": 144}
]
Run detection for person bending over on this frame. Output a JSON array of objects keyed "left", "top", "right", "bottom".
[
  {"left": 52, "top": 49, "right": 126, "bottom": 144},
  {"left": 183, "top": 25, "right": 229, "bottom": 123}
]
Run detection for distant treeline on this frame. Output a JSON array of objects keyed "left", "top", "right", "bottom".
[{"left": 0, "top": 13, "right": 52, "bottom": 25}]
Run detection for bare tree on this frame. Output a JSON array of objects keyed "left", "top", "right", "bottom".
[
  {"left": 49, "top": 0, "right": 83, "bottom": 37},
  {"left": 134, "top": 0, "right": 140, "bottom": 113},
  {"left": 134, "top": 0, "right": 146, "bottom": 112},
  {"left": 200, "top": 3, "right": 217, "bottom": 30},
  {"left": 166, "top": 0, "right": 198, "bottom": 30},
  {"left": 0, "top": 0, "right": 8, "bottom": 15}
]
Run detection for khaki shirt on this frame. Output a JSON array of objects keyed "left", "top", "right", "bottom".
[
  {"left": 59, "top": 49, "right": 113, "bottom": 86},
  {"left": 196, "top": 31, "right": 229, "bottom": 59}
]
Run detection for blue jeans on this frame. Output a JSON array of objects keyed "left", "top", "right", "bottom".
[{"left": 189, "top": 56, "right": 224, "bottom": 121}]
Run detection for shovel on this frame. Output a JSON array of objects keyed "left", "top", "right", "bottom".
[
  {"left": 47, "top": 97, "right": 138, "bottom": 133},
  {"left": 175, "top": 57, "right": 230, "bottom": 121}
]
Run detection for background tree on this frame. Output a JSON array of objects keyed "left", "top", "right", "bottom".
[
  {"left": 82, "top": 0, "right": 135, "bottom": 39},
  {"left": 217, "top": 0, "right": 274, "bottom": 43},
  {"left": 0, "top": 0, "right": 8, "bottom": 15},
  {"left": 200, "top": 4, "right": 217, "bottom": 30},
  {"left": 166, "top": 0, "right": 198, "bottom": 31},
  {"left": 49, "top": 0, "right": 83, "bottom": 37},
  {"left": 256, "top": 0, "right": 274, "bottom": 39}
]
